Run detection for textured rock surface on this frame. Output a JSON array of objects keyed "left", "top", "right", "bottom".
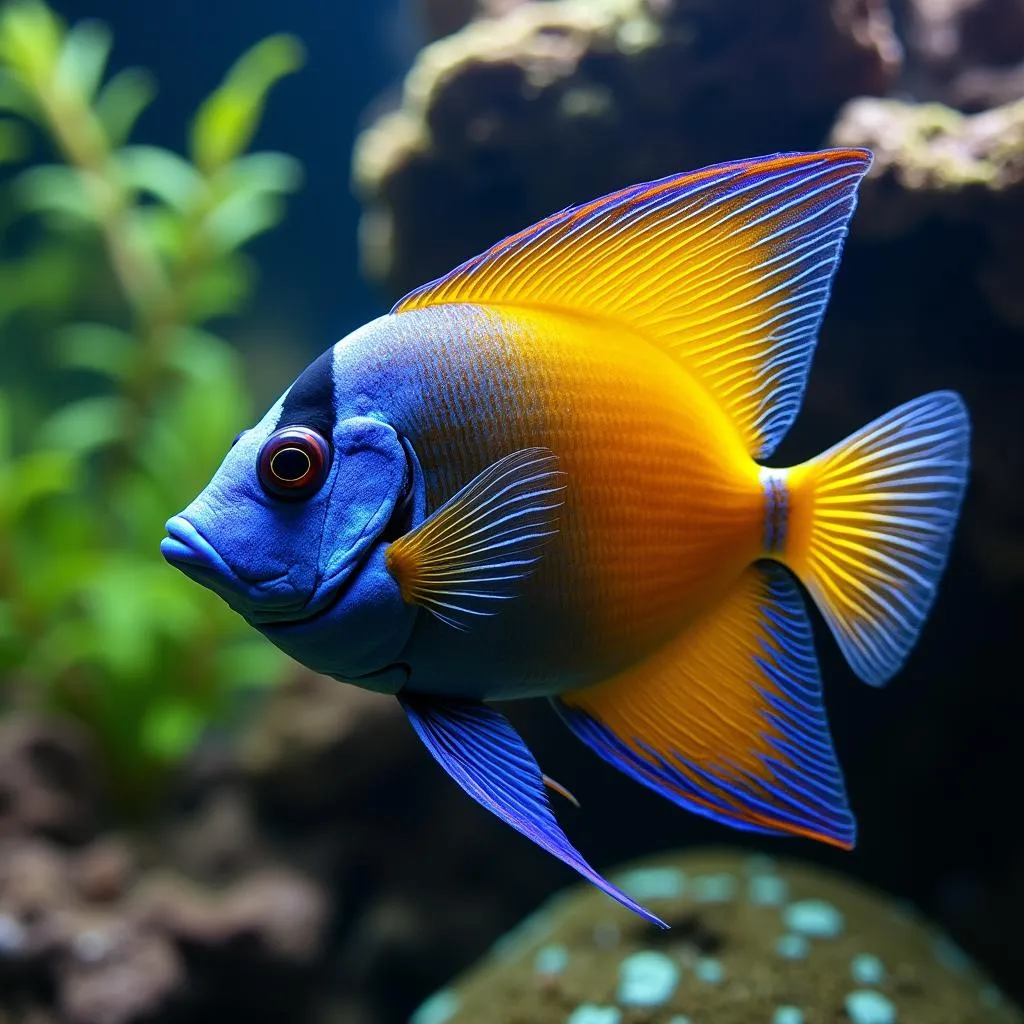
[
  {"left": 355, "top": 0, "right": 901, "bottom": 294},
  {"left": 904, "top": 0, "right": 1024, "bottom": 110},
  {"left": 830, "top": 95, "right": 1024, "bottom": 324},
  {"left": 411, "top": 848, "right": 1023, "bottom": 1024},
  {"left": 0, "top": 716, "right": 98, "bottom": 844}
]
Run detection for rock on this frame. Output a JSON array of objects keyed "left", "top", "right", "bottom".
[
  {"left": 240, "top": 669, "right": 415, "bottom": 822},
  {"left": 128, "top": 866, "right": 328, "bottom": 964},
  {"left": 410, "top": 848, "right": 1023, "bottom": 1024},
  {"left": 70, "top": 837, "right": 137, "bottom": 905},
  {"left": 354, "top": 0, "right": 901, "bottom": 295},
  {"left": 54, "top": 913, "right": 184, "bottom": 1024},
  {"left": 830, "top": 96, "right": 1024, "bottom": 325},
  {"left": 905, "top": 0, "right": 1024, "bottom": 111},
  {"left": 0, "top": 717, "right": 99, "bottom": 844}
]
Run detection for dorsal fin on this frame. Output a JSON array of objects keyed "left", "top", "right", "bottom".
[{"left": 393, "top": 149, "right": 872, "bottom": 459}]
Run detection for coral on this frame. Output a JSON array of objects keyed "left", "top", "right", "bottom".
[
  {"left": 354, "top": 0, "right": 901, "bottom": 295},
  {"left": 410, "top": 848, "right": 1024, "bottom": 1024},
  {"left": 830, "top": 96, "right": 1024, "bottom": 325}
]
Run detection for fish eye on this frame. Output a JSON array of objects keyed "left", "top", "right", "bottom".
[{"left": 257, "top": 426, "right": 331, "bottom": 500}]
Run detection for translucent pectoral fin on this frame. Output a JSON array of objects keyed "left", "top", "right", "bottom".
[
  {"left": 398, "top": 693, "right": 666, "bottom": 927},
  {"left": 385, "top": 448, "right": 564, "bottom": 630}
]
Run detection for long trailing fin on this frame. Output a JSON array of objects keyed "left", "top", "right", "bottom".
[
  {"left": 399, "top": 694, "right": 665, "bottom": 927},
  {"left": 393, "top": 149, "right": 873, "bottom": 458},
  {"left": 384, "top": 448, "right": 565, "bottom": 630},
  {"left": 779, "top": 391, "right": 970, "bottom": 686},
  {"left": 554, "top": 563, "right": 856, "bottom": 849}
]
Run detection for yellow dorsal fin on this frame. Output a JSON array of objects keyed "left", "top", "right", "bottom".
[{"left": 393, "top": 149, "right": 872, "bottom": 459}]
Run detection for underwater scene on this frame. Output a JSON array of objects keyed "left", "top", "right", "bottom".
[{"left": 0, "top": 0, "right": 1022, "bottom": 1021}]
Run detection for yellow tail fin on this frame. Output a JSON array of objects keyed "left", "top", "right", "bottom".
[{"left": 780, "top": 391, "right": 970, "bottom": 686}]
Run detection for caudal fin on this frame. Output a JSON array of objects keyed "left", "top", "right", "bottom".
[{"left": 781, "top": 391, "right": 970, "bottom": 686}]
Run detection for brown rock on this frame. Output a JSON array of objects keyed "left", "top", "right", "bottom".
[
  {"left": 0, "top": 717, "right": 98, "bottom": 844},
  {"left": 354, "top": 0, "right": 902, "bottom": 296},
  {"left": 906, "top": 0, "right": 1024, "bottom": 110}
]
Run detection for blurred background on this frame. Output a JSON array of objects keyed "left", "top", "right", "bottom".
[{"left": 0, "top": 1, "right": 1021, "bottom": 1022}]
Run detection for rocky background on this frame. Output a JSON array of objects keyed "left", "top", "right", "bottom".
[{"left": 2, "top": 0, "right": 1023, "bottom": 1022}]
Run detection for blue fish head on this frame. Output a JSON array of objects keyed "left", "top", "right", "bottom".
[{"left": 161, "top": 346, "right": 419, "bottom": 690}]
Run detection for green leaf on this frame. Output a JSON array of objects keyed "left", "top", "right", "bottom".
[
  {"left": 14, "top": 163, "right": 93, "bottom": 222},
  {"left": 117, "top": 145, "right": 203, "bottom": 213},
  {"left": 190, "top": 34, "right": 303, "bottom": 174},
  {"left": 0, "top": 116, "right": 28, "bottom": 161},
  {"left": 0, "top": 391, "right": 11, "bottom": 462},
  {"left": 54, "top": 19, "right": 110, "bottom": 101},
  {"left": 95, "top": 67, "right": 156, "bottom": 146},
  {"left": 53, "top": 322, "right": 135, "bottom": 379},
  {"left": 217, "top": 636, "right": 288, "bottom": 691},
  {"left": 0, "top": 0, "right": 64, "bottom": 92},
  {"left": 7, "top": 448, "right": 76, "bottom": 518},
  {"left": 201, "top": 188, "right": 285, "bottom": 255},
  {"left": 39, "top": 394, "right": 126, "bottom": 454},
  {"left": 0, "top": 67, "right": 34, "bottom": 116},
  {"left": 181, "top": 253, "right": 252, "bottom": 322},
  {"left": 216, "top": 151, "right": 303, "bottom": 197},
  {"left": 141, "top": 699, "right": 204, "bottom": 762}
]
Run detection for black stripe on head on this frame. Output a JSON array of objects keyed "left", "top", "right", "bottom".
[{"left": 274, "top": 347, "right": 336, "bottom": 439}]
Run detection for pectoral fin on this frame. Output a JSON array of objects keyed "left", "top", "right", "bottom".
[
  {"left": 385, "top": 448, "right": 564, "bottom": 630},
  {"left": 398, "top": 693, "right": 666, "bottom": 927}
]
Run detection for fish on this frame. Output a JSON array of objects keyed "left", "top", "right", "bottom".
[{"left": 161, "top": 148, "right": 970, "bottom": 927}]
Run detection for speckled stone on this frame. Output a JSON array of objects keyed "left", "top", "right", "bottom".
[{"left": 409, "top": 848, "right": 1024, "bottom": 1024}]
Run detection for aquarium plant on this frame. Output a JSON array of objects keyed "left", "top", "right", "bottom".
[{"left": 0, "top": 0, "right": 303, "bottom": 812}]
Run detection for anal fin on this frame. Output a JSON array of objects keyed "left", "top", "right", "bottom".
[{"left": 554, "top": 563, "right": 855, "bottom": 848}]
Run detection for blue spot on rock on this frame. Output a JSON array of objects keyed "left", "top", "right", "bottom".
[
  {"left": 535, "top": 944, "right": 569, "bottom": 975},
  {"left": 930, "top": 932, "right": 972, "bottom": 973},
  {"left": 784, "top": 899, "right": 844, "bottom": 938},
  {"left": 491, "top": 907, "right": 554, "bottom": 961},
  {"left": 775, "top": 933, "right": 809, "bottom": 959},
  {"left": 845, "top": 990, "right": 897, "bottom": 1024},
  {"left": 693, "top": 873, "right": 736, "bottom": 902},
  {"left": 566, "top": 1006, "right": 622, "bottom": 1024},
  {"left": 613, "top": 868, "right": 684, "bottom": 899},
  {"left": 749, "top": 873, "right": 788, "bottom": 906},
  {"left": 744, "top": 854, "right": 777, "bottom": 875},
  {"left": 981, "top": 986, "right": 1004, "bottom": 1009},
  {"left": 617, "top": 950, "right": 680, "bottom": 1007},
  {"left": 773, "top": 1008, "right": 804, "bottom": 1024},
  {"left": 695, "top": 957, "right": 724, "bottom": 983},
  {"left": 410, "top": 989, "right": 460, "bottom": 1024},
  {"left": 851, "top": 954, "right": 886, "bottom": 985},
  {"left": 668, "top": 1018, "right": 692, "bottom": 1024}
]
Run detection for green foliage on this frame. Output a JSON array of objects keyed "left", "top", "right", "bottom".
[{"left": 0, "top": 0, "right": 303, "bottom": 812}]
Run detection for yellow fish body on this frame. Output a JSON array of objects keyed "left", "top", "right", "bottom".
[{"left": 165, "top": 149, "right": 970, "bottom": 925}]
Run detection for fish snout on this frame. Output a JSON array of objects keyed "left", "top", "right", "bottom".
[{"left": 161, "top": 515, "right": 233, "bottom": 575}]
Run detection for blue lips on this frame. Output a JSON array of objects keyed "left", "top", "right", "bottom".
[{"left": 161, "top": 515, "right": 236, "bottom": 578}]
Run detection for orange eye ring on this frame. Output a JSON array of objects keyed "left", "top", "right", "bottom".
[{"left": 258, "top": 426, "right": 331, "bottom": 499}]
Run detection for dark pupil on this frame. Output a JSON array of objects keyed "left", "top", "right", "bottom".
[{"left": 270, "top": 445, "right": 311, "bottom": 482}]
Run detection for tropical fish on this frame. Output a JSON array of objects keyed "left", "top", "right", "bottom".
[{"left": 162, "top": 148, "right": 970, "bottom": 927}]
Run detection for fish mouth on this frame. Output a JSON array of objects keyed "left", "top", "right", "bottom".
[
  {"left": 161, "top": 516, "right": 236, "bottom": 582},
  {"left": 161, "top": 515, "right": 319, "bottom": 624}
]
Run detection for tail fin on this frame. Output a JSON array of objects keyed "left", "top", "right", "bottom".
[{"left": 780, "top": 391, "right": 970, "bottom": 687}]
